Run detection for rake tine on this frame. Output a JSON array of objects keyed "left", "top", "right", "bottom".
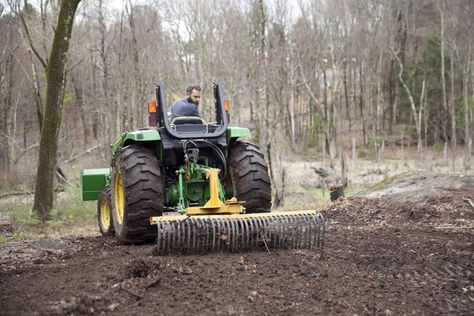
[
  {"left": 193, "top": 218, "right": 198, "bottom": 253},
  {"left": 216, "top": 219, "right": 222, "bottom": 251},
  {"left": 283, "top": 214, "right": 290, "bottom": 249},
  {"left": 252, "top": 217, "right": 259, "bottom": 250},
  {"left": 163, "top": 223, "right": 168, "bottom": 254},
  {"left": 230, "top": 217, "right": 237, "bottom": 252},
  {"left": 186, "top": 219, "right": 191, "bottom": 253},
  {"left": 211, "top": 218, "right": 216, "bottom": 252},
  {"left": 225, "top": 218, "right": 232, "bottom": 251},
  {"left": 158, "top": 223, "right": 162, "bottom": 255},
  {"left": 261, "top": 217, "right": 269, "bottom": 249},
  {"left": 242, "top": 216, "right": 249, "bottom": 251},
  {"left": 176, "top": 220, "right": 182, "bottom": 252},
  {"left": 190, "top": 219, "right": 195, "bottom": 252},
  {"left": 226, "top": 218, "right": 231, "bottom": 251},
  {"left": 297, "top": 216, "right": 303, "bottom": 248},
  {"left": 276, "top": 216, "right": 283, "bottom": 249},
  {"left": 306, "top": 214, "right": 313, "bottom": 249}
]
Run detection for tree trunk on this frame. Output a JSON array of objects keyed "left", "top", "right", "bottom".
[
  {"left": 392, "top": 48, "right": 423, "bottom": 159},
  {"left": 33, "top": 0, "right": 81, "bottom": 222},
  {"left": 4, "top": 23, "right": 15, "bottom": 172},
  {"left": 438, "top": 1, "right": 449, "bottom": 143},
  {"left": 463, "top": 44, "right": 472, "bottom": 170},
  {"left": 352, "top": 64, "right": 357, "bottom": 121},
  {"left": 323, "top": 66, "right": 329, "bottom": 153},
  {"left": 450, "top": 52, "right": 456, "bottom": 171},
  {"left": 464, "top": 67, "right": 471, "bottom": 169},
  {"left": 343, "top": 60, "right": 351, "bottom": 131},
  {"left": 255, "top": 0, "right": 267, "bottom": 149},
  {"left": 115, "top": 9, "right": 125, "bottom": 136},
  {"left": 359, "top": 62, "right": 367, "bottom": 146}
]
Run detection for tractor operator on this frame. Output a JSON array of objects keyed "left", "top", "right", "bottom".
[{"left": 170, "top": 85, "right": 201, "bottom": 120}]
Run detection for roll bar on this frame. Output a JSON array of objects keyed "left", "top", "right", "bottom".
[{"left": 155, "top": 82, "right": 228, "bottom": 139}]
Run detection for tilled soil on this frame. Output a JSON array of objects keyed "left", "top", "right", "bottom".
[{"left": 1, "top": 175, "right": 473, "bottom": 315}]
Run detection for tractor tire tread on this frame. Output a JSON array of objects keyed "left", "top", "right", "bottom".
[
  {"left": 111, "top": 145, "right": 163, "bottom": 244},
  {"left": 228, "top": 141, "right": 272, "bottom": 213}
]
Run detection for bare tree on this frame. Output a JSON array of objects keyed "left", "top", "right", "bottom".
[{"left": 33, "top": 0, "right": 81, "bottom": 222}]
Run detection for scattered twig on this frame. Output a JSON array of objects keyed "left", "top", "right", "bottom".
[
  {"left": 260, "top": 233, "right": 271, "bottom": 254},
  {"left": 144, "top": 277, "right": 162, "bottom": 289},
  {"left": 55, "top": 167, "right": 73, "bottom": 187},
  {"left": 464, "top": 198, "right": 474, "bottom": 211},
  {"left": 119, "top": 284, "right": 144, "bottom": 300},
  {"left": 0, "top": 191, "right": 34, "bottom": 199},
  {"left": 434, "top": 226, "right": 474, "bottom": 230},
  {"left": 179, "top": 215, "right": 191, "bottom": 224}
]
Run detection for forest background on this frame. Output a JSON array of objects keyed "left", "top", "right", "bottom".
[{"left": 0, "top": 0, "right": 473, "bottom": 220}]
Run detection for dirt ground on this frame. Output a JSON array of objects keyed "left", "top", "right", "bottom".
[{"left": 1, "top": 173, "right": 473, "bottom": 315}]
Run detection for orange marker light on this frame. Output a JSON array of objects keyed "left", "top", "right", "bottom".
[
  {"left": 224, "top": 97, "right": 230, "bottom": 111},
  {"left": 224, "top": 97, "right": 231, "bottom": 123},
  {"left": 148, "top": 100, "right": 157, "bottom": 113}
]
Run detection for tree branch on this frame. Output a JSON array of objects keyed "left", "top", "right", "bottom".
[
  {"left": 61, "top": 145, "right": 100, "bottom": 164},
  {"left": 16, "top": 1, "right": 48, "bottom": 69}
]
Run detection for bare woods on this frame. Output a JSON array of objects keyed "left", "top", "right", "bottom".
[{"left": 0, "top": 0, "right": 473, "bottom": 182}]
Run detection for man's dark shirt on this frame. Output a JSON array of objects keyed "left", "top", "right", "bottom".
[{"left": 170, "top": 98, "right": 199, "bottom": 120}]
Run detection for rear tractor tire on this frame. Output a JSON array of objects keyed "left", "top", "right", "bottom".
[
  {"left": 227, "top": 141, "right": 272, "bottom": 213},
  {"left": 97, "top": 188, "right": 114, "bottom": 236},
  {"left": 111, "top": 145, "right": 164, "bottom": 244}
]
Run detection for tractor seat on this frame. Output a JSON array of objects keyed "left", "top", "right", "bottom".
[{"left": 171, "top": 116, "right": 206, "bottom": 125}]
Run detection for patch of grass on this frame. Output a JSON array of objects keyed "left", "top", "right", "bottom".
[
  {"left": 11, "top": 231, "right": 29, "bottom": 241},
  {"left": 0, "top": 184, "right": 97, "bottom": 234},
  {"left": 1, "top": 203, "right": 35, "bottom": 228},
  {"left": 277, "top": 186, "right": 331, "bottom": 211},
  {"left": 52, "top": 185, "right": 97, "bottom": 226},
  {"left": 309, "top": 188, "right": 331, "bottom": 202},
  {"left": 0, "top": 235, "right": 6, "bottom": 245},
  {"left": 279, "top": 185, "right": 367, "bottom": 212}
]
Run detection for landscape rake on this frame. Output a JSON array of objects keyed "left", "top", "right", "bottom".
[{"left": 151, "top": 211, "right": 325, "bottom": 255}]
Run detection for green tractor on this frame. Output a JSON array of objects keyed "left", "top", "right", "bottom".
[{"left": 81, "top": 83, "right": 323, "bottom": 253}]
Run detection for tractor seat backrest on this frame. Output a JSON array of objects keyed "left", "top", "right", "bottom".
[{"left": 171, "top": 116, "right": 205, "bottom": 125}]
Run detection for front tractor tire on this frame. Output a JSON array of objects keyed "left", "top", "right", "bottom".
[
  {"left": 97, "top": 188, "right": 114, "bottom": 236},
  {"left": 111, "top": 145, "right": 163, "bottom": 244},
  {"left": 228, "top": 141, "right": 272, "bottom": 213}
]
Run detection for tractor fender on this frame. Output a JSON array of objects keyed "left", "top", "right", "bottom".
[
  {"left": 111, "top": 129, "right": 161, "bottom": 157},
  {"left": 227, "top": 126, "right": 251, "bottom": 143}
]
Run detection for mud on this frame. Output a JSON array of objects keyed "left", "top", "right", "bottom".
[{"left": 1, "top": 174, "right": 473, "bottom": 315}]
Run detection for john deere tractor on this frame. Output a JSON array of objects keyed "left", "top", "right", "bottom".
[{"left": 81, "top": 83, "right": 323, "bottom": 254}]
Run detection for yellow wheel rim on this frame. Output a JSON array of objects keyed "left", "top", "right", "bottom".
[
  {"left": 100, "top": 199, "right": 110, "bottom": 230},
  {"left": 114, "top": 171, "right": 124, "bottom": 225}
]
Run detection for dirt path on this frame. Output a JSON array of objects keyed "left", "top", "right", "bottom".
[{"left": 1, "top": 174, "right": 473, "bottom": 315}]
